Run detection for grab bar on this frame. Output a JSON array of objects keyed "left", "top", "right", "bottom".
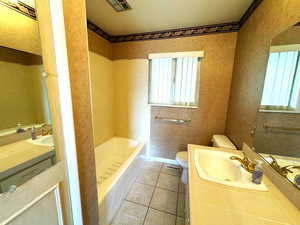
[
  {"left": 263, "top": 124, "right": 300, "bottom": 131},
  {"left": 154, "top": 116, "right": 191, "bottom": 123}
]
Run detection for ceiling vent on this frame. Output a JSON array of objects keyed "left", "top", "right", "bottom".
[{"left": 106, "top": 0, "right": 131, "bottom": 12}]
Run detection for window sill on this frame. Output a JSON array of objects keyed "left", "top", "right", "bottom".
[
  {"left": 149, "top": 104, "right": 198, "bottom": 109},
  {"left": 258, "top": 109, "right": 300, "bottom": 114}
]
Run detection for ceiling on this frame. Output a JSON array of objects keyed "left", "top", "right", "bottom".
[
  {"left": 19, "top": 0, "right": 35, "bottom": 8},
  {"left": 86, "top": 0, "right": 254, "bottom": 36}
]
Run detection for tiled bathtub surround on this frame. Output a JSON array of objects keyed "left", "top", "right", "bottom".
[{"left": 112, "top": 160, "right": 185, "bottom": 225}]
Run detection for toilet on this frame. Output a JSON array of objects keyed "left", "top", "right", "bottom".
[
  {"left": 211, "top": 135, "right": 237, "bottom": 150},
  {"left": 176, "top": 134, "right": 236, "bottom": 184}
]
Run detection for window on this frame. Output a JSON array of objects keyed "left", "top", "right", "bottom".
[
  {"left": 148, "top": 52, "right": 202, "bottom": 107},
  {"left": 261, "top": 50, "right": 300, "bottom": 111}
]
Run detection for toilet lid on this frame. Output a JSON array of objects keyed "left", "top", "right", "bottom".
[{"left": 176, "top": 151, "right": 188, "bottom": 168}]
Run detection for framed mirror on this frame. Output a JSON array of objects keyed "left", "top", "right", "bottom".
[
  {"left": 0, "top": 1, "right": 56, "bottom": 193},
  {"left": 253, "top": 22, "right": 300, "bottom": 189}
]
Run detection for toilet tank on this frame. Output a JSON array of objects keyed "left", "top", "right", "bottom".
[{"left": 211, "top": 135, "right": 237, "bottom": 150}]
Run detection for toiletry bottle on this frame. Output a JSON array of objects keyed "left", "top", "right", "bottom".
[
  {"left": 31, "top": 126, "right": 37, "bottom": 140},
  {"left": 294, "top": 175, "right": 300, "bottom": 188},
  {"left": 16, "top": 123, "right": 25, "bottom": 133},
  {"left": 252, "top": 160, "right": 264, "bottom": 184}
]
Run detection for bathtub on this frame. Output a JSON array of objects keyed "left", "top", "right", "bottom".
[{"left": 94, "top": 137, "right": 145, "bottom": 225}]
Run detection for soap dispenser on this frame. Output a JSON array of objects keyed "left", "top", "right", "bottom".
[
  {"left": 31, "top": 126, "right": 37, "bottom": 140},
  {"left": 252, "top": 160, "right": 264, "bottom": 184}
]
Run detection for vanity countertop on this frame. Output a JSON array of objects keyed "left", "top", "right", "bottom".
[
  {"left": 188, "top": 145, "right": 300, "bottom": 225},
  {"left": 0, "top": 140, "right": 54, "bottom": 175}
]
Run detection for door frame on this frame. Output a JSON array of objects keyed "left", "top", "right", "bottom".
[{"left": 35, "top": 0, "right": 84, "bottom": 224}]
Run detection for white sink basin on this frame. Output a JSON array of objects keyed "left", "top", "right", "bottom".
[
  {"left": 193, "top": 149, "right": 268, "bottom": 191},
  {"left": 27, "top": 135, "right": 54, "bottom": 147}
]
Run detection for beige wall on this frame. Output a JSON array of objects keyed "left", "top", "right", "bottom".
[
  {"left": 112, "top": 33, "right": 237, "bottom": 159},
  {"left": 88, "top": 30, "right": 112, "bottom": 60},
  {"left": 272, "top": 26, "right": 300, "bottom": 46},
  {"left": 89, "top": 51, "right": 115, "bottom": 146},
  {"left": 0, "top": 47, "right": 47, "bottom": 130},
  {"left": 253, "top": 112, "right": 300, "bottom": 157},
  {"left": 0, "top": 5, "right": 41, "bottom": 55},
  {"left": 113, "top": 59, "right": 150, "bottom": 142},
  {"left": 226, "top": 0, "right": 300, "bottom": 149}
]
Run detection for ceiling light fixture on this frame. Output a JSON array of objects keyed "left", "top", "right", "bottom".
[{"left": 106, "top": 0, "right": 131, "bottom": 12}]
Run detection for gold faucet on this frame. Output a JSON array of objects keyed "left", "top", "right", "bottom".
[
  {"left": 269, "top": 155, "right": 300, "bottom": 177},
  {"left": 230, "top": 152, "right": 256, "bottom": 173},
  {"left": 41, "top": 124, "right": 52, "bottom": 136}
]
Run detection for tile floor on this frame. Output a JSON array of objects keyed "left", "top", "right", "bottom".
[{"left": 111, "top": 159, "right": 186, "bottom": 225}]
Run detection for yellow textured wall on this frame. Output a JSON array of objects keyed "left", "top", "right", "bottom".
[
  {"left": 0, "top": 5, "right": 41, "bottom": 55},
  {"left": 113, "top": 59, "right": 150, "bottom": 142},
  {"left": 272, "top": 26, "right": 300, "bottom": 46},
  {"left": 89, "top": 51, "right": 115, "bottom": 146},
  {"left": 226, "top": 0, "right": 300, "bottom": 148},
  {"left": 112, "top": 33, "right": 237, "bottom": 158},
  {"left": 0, "top": 47, "right": 46, "bottom": 130}
]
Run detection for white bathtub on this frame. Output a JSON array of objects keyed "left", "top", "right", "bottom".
[{"left": 94, "top": 137, "right": 145, "bottom": 225}]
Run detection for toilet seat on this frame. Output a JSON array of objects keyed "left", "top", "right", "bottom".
[{"left": 176, "top": 151, "right": 188, "bottom": 168}]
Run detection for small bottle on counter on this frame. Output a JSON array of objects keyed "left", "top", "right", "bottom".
[
  {"left": 31, "top": 126, "right": 37, "bottom": 140},
  {"left": 294, "top": 175, "right": 300, "bottom": 188},
  {"left": 16, "top": 123, "right": 25, "bottom": 133},
  {"left": 252, "top": 160, "right": 264, "bottom": 184}
]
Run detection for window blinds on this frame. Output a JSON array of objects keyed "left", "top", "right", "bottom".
[
  {"left": 261, "top": 51, "right": 300, "bottom": 110},
  {"left": 149, "top": 56, "right": 200, "bottom": 106}
]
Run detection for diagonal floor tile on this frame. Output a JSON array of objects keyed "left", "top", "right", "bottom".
[
  {"left": 150, "top": 188, "right": 178, "bottom": 214},
  {"left": 178, "top": 181, "right": 185, "bottom": 193},
  {"left": 111, "top": 201, "right": 147, "bottom": 225},
  {"left": 157, "top": 173, "right": 179, "bottom": 192},
  {"left": 176, "top": 217, "right": 185, "bottom": 225},
  {"left": 144, "top": 208, "right": 176, "bottom": 225},
  {"left": 126, "top": 182, "right": 155, "bottom": 206},
  {"left": 161, "top": 164, "right": 181, "bottom": 177},
  {"left": 177, "top": 193, "right": 185, "bottom": 218},
  {"left": 136, "top": 169, "right": 159, "bottom": 186},
  {"left": 144, "top": 160, "right": 163, "bottom": 172}
]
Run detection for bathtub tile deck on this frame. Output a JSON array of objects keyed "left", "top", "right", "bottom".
[
  {"left": 126, "top": 183, "right": 155, "bottom": 206},
  {"left": 111, "top": 159, "right": 186, "bottom": 225}
]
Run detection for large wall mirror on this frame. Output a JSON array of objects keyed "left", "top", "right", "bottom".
[
  {"left": 253, "top": 22, "right": 300, "bottom": 189},
  {"left": 0, "top": 1, "right": 56, "bottom": 194}
]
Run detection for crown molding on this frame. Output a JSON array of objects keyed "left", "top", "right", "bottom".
[
  {"left": 87, "top": 20, "right": 240, "bottom": 43},
  {"left": 239, "top": 0, "right": 263, "bottom": 27},
  {"left": 0, "top": 0, "right": 36, "bottom": 19},
  {"left": 0, "top": 0, "right": 263, "bottom": 43},
  {"left": 88, "top": 0, "right": 263, "bottom": 43}
]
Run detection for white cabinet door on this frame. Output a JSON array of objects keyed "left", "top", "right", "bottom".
[{"left": 0, "top": 162, "right": 65, "bottom": 225}]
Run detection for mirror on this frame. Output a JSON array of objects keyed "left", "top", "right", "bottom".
[
  {"left": 0, "top": 3, "right": 56, "bottom": 193},
  {"left": 254, "top": 23, "right": 300, "bottom": 189}
]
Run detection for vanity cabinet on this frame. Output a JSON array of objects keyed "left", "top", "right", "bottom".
[{"left": 0, "top": 157, "right": 53, "bottom": 193}]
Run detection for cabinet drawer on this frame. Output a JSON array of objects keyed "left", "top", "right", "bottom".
[{"left": 0, "top": 159, "right": 52, "bottom": 192}]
